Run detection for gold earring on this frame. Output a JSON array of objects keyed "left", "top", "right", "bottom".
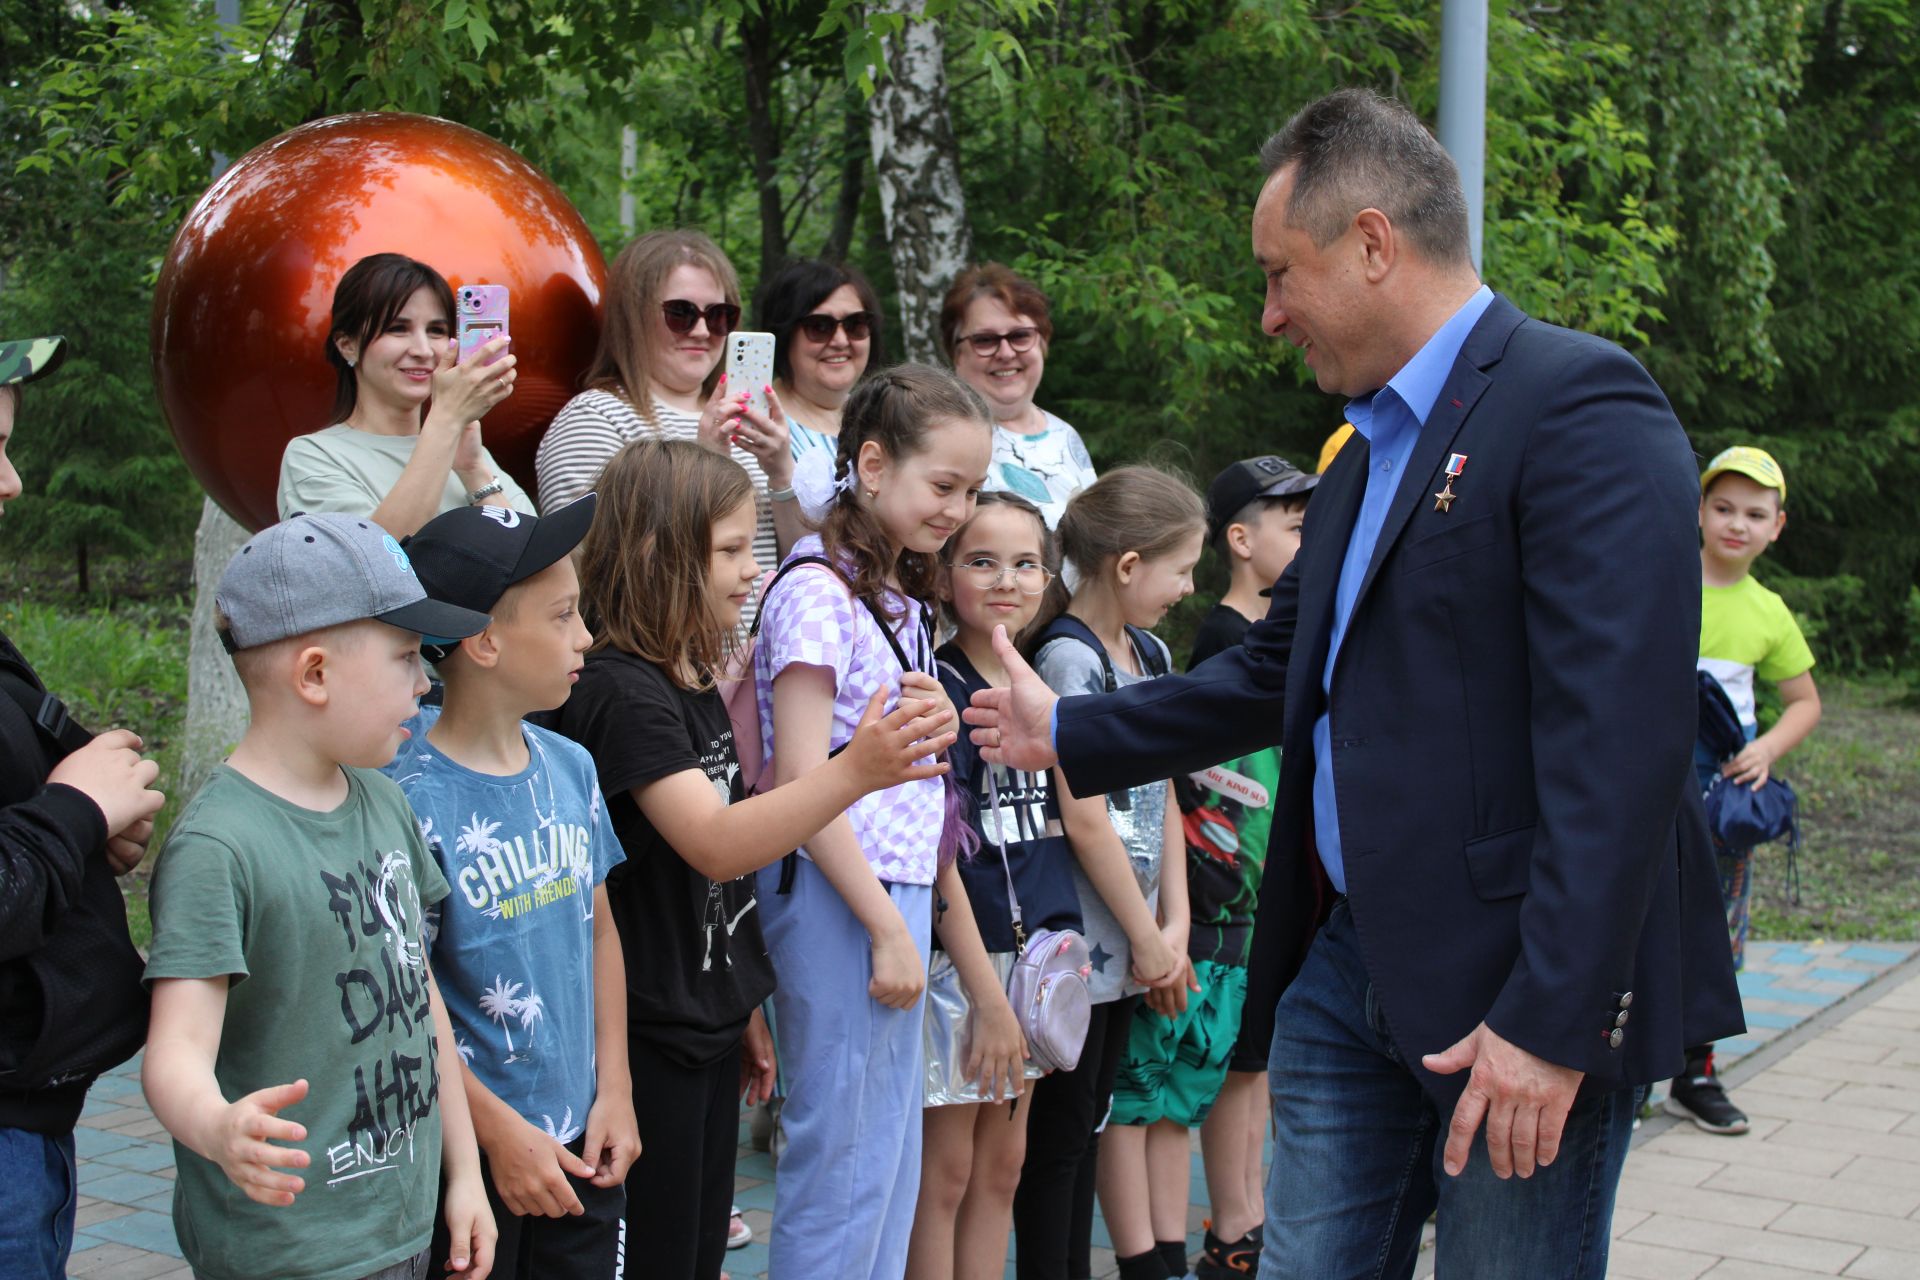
[{"left": 866, "top": 488, "right": 878, "bottom": 499}]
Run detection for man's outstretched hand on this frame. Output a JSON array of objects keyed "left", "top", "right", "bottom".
[{"left": 962, "top": 625, "right": 1061, "bottom": 772}]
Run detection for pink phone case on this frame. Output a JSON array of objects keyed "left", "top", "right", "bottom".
[{"left": 456, "top": 284, "right": 509, "bottom": 364}]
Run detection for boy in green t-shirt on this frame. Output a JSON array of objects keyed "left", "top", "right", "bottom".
[
  {"left": 1667, "top": 446, "right": 1822, "bottom": 1137},
  {"left": 142, "top": 514, "right": 499, "bottom": 1280},
  {"left": 1187, "top": 457, "right": 1315, "bottom": 1280}
]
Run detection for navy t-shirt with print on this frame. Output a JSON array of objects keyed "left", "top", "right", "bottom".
[{"left": 936, "top": 643, "right": 1083, "bottom": 953}]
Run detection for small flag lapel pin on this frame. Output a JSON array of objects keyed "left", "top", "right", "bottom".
[{"left": 1434, "top": 453, "right": 1468, "bottom": 513}]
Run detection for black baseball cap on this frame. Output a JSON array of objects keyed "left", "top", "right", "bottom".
[
  {"left": 1206, "top": 455, "right": 1317, "bottom": 544},
  {"left": 403, "top": 494, "right": 597, "bottom": 620}
]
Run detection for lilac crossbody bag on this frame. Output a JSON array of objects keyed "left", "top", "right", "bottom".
[{"left": 986, "top": 768, "right": 1093, "bottom": 1072}]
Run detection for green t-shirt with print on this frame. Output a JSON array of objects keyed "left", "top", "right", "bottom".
[
  {"left": 1699, "top": 574, "right": 1816, "bottom": 734},
  {"left": 1183, "top": 603, "right": 1281, "bottom": 968},
  {"left": 145, "top": 765, "right": 451, "bottom": 1280}
]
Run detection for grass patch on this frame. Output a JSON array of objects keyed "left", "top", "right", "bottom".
[
  {"left": 0, "top": 597, "right": 191, "bottom": 949},
  {"left": 1748, "top": 677, "right": 1920, "bottom": 941}
]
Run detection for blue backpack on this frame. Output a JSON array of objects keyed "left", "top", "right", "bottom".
[{"left": 1697, "top": 670, "right": 1802, "bottom": 902}]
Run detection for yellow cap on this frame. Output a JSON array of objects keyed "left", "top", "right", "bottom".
[
  {"left": 1701, "top": 445, "right": 1786, "bottom": 503},
  {"left": 1317, "top": 423, "right": 1356, "bottom": 474}
]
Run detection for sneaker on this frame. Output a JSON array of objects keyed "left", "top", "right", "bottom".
[
  {"left": 1665, "top": 1072, "right": 1750, "bottom": 1134},
  {"left": 727, "top": 1206, "right": 752, "bottom": 1249},
  {"left": 1194, "top": 1227, "right": 1261, "bottom": 1279}
]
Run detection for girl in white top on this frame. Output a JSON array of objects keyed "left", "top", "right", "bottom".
[
  {"left": 750, "top": 258, "right": 886, "bottom": 464},
  {"left": 276, "top": 252, "right": 526, "bottom": 535},
  {"left": 940, "top": 264, "right": 1098, "bottom": 531},
  {"left": 536, "top": 231, "right": 801, "bottom": 621}
]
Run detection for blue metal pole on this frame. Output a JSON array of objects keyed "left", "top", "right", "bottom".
[{"left": 1437, "top": 0, "right": 1488, "bottom": 272}]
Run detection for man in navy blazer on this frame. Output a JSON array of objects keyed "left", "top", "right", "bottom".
[{"left": 966, "top": 90, "right": 1742, "bottom": 1279}]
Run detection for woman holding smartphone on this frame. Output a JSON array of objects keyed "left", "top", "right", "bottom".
[
  {"left": 277, "top": 252, "right": 529, "bottom": 536},
  {"left": 751, "top": 258, "right": 885, "bottom": 465},
  {"left": 535, "top": 230, "right": 800, "bottom": 612}
]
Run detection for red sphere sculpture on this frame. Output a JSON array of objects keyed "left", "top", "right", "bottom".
[{"left": 152, "top": 112, "right": 606, "bottom": 531}]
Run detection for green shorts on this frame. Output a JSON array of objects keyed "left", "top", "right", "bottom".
[{"left": 1109, "top": 959, "right": 1248, "bottom": 1128}]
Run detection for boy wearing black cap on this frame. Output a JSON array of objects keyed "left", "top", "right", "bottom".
[
  {"left": 383, "top": 496, "right": 637, "bottom": 1279},
  {"left": 1186, "top": 455, "right": 1316, "bottom": 1280},
  {"left": 0, "top": 335, "right": 165, "bottom": 1280},
  {"left": 143, "top": 513, "right": 498, "bottom": 1280}
]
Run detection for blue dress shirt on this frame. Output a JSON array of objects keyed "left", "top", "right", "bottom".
[{"left": 1310, "top": 285, "right": 1493, "bottom": 891}]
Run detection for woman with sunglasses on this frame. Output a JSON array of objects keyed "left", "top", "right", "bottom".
[
  {"left": 751, "top": 259, "right": 885, "bottom": 465},
  {"left": 940, "top": 264, "right": 1097, "bottom": 530},
  {"left": 536, "top": 231, "right": 799, "bottom": 614}
]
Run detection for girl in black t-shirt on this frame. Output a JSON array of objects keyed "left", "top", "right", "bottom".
[
  {"left": 556, "top": 438, "right": 958, "bottom": 1279},
  {"left": 908, "top": 492, "right": 1085, "bottom": 1280}
]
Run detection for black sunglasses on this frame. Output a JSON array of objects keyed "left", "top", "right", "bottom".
[
  {"left": 661, "top": 299, "right": 741, "bottom": 337},
  {"left": 796, "top": 311, "right": 875, "bottom": 343}
]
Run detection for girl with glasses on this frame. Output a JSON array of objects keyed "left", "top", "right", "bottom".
[
  {"left": 940, "top": 264, "right": 1098, "bottom": 530},
  {"left": 752, "top": 259, "right": 887, "bottom": 466},
  {"left": 536, "top": 231, "right": 802, "bottom": 621},
  {"left": 907, "top": 491, "right": 1083, "bottom": 1280}
]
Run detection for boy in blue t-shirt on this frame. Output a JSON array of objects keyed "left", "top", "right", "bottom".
[{"left": 385, "top": 497, "right": 637, "bottom": 1277}]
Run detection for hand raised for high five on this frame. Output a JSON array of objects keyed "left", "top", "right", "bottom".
[{"left": 962, "top": 625, "right": 1061, "bottom": 772}]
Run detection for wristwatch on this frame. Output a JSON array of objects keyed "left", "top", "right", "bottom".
[
  {"left": 468, "top": 477, "right": 505, "bottom": 505},
  {"left": 767, "top": 484, "right": 796, "bottom": 502}
]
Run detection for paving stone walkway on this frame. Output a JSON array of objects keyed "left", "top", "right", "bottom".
[{"left": 63, "top": 939, "right": 1918, "bottom": 1279}]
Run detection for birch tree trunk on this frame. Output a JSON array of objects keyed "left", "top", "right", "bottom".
[
  {"left": 180, "top": 497, "right": 250, "bottom": 803},
  {"left": 868, "top": 0, "right": 973, "bottom": 363}
]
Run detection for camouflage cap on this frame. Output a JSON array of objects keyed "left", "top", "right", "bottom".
[{"left": 0, "top": 336, "right": 68, "bottom": 387}]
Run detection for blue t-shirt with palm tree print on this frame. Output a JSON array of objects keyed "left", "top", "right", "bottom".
[{"left": 385, "top": 707, "right": 623, "bottom": 1140}]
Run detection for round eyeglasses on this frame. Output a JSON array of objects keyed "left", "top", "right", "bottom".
[
  {"left": 957, "top": 327, "right": 1040, "bottom": 358},
  {"left": 949, "top": 557, "right": 1054, "bottom": 595}
]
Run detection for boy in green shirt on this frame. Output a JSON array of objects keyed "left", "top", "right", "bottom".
[
  {"left": 1188, "top": 457, "right": 1315, "bottom": 1280},
  {"left": 1667, "top": 446, "right": 1822, "bottom": 1136},
  {"left": 142, "top": 513, "right": 499, "bottom": 1280}
]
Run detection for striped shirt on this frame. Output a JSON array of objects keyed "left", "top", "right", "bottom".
[{"left": 535, "top": 388, "right": 778, "bottom": 623}]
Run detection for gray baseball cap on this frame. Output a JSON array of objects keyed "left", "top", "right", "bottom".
[{"left": 216, "top": 513, "right": 492, "bottom": 653}]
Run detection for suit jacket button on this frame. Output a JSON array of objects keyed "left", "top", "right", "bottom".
[
  {"left": 1615, "top": 1010, "right": 1630, "bottom": 1028},
  {"left": 1619, "top": 991, "right": 1634, "bottom": 1009},
  {"left": 1608, "top": 1028, "right": 1624, "bottom": 1049}
]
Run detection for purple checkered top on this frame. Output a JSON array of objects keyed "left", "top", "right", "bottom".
[{"left": 753, "top": 535, "right": 943, "bottom": 886}]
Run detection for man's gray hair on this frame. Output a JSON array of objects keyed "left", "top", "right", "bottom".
[{"left": 1259, "top": 89, "right": 1472, "bottom": 267}]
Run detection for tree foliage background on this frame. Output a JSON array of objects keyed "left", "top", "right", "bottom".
[{"left": 3, "top": 0, "right": 1915, "bottom": 669}]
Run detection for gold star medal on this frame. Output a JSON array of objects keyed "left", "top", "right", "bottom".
[{"left": 1435, "top": 452, "right": 1468, "bottom": 512}]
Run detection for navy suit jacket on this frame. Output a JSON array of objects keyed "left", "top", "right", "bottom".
[{"left": 1057, "top": 296, "right": 1743, "bottom": 1104}]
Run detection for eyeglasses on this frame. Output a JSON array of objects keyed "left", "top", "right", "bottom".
[
  {"left": 949, "top": 556, "right": 1054, "bottom": 595},
  {"left": 661, "top": 299, "right": 741, "bottom": 337},
  {"left": 957, "top": 327, "right": 1040, "bottom": 358},
  {"left": 797, "top": 311, "right": 875, "bottom": 343}
]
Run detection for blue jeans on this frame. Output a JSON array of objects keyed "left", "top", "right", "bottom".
[
  {"left": 1259, "top": 900, "right": 1636, "bottom": 1280},
  {"left": 0, "top": 1127, "right": 77, "bottom": 1280}
]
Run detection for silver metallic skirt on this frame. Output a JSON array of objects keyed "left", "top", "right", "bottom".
[{"left": 923, "top": 950, "right": 1045, "bottom": 1107}]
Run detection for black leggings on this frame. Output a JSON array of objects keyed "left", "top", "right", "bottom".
[
  {"left": 624, "top": 1033, "right": 743, "bottom": 1280},
  {"left": 1013, "top": 994, "right": 1143, "bottom": 1280}
]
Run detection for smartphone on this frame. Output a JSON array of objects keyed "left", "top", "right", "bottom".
[
  {"left": 725, "top": 331, "right": 776, "bottom": 420},
  {"left": 455, "top": 284, "right": 510, "bottom": 364}
]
